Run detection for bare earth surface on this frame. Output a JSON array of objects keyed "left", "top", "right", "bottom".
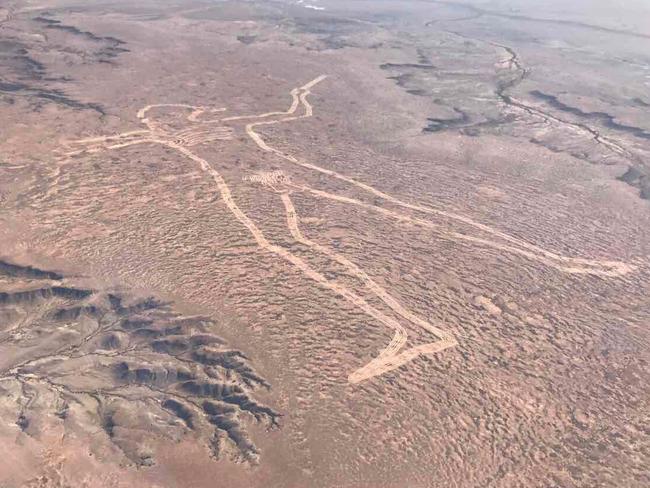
[{"left": 0, "top": 1, "right": 649, "bottom": 487}]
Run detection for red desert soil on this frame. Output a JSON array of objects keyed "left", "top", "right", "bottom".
[{"left": 0, "top": 1, "right": 648, "bottom": 487}]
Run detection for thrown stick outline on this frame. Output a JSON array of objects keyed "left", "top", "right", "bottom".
[{"left": 58, "top": 76, "right": 635, "bottom": 383}]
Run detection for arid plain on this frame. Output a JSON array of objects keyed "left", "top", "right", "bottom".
[{"left": 1, "top": 0, "right": 649, "bottom": 487}]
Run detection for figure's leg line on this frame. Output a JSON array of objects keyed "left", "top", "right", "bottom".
[
  {"left": 164, "top": 142, "right": 412, "bottom": 383},
  {"left": 280, "top": 192, "right": 453, "bottom": 340}
]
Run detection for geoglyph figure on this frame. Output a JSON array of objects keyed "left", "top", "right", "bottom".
[{"left": 60, "top": 76, "right": 635, "bottom": 384}]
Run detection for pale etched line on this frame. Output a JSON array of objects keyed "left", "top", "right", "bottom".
[
  {"left": 221, "top": 88, "right": 301, "bottom": 122},
  {"left": 244, "top": 79, "right": 634, "bottom": 278},
  {"left": 66, "top": 130, "right": 150, "bottom": 145},
  {"left": 281, "top": 192, "right": 456, "bottom": 383},
  {"left": 293, "top": 184, "right": 630, "bottom": 277}
]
